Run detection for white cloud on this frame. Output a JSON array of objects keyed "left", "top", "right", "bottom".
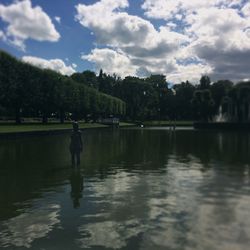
[
  {"left": 241, "top": 2, "right": 250, "bottom": 17},
  {"left": 140, "top": 0, "right": 250, "bottom": 82},
  {"left": 142, "top": 0, "right": 208, "bottom": 20},
  {"left": 54, "top": 16, "right": 61, "bottom": 24},
  {"left": 76, "top": 0, "right": 193, "bottom": 81},
  {"left": 75, "top": 0, "right": 250, "bottom": 83},
  {"left": 0, "top": 29, "right": 6, "bottom": 41},
  {"left": 75, "top": 0, "right": 212, "bottom": 83},
  {"left": 186, "top": 7, "right": 249, "bottom": 45},
  {"left": 184, "top": 6, "right": 250, "bottom": 81},
  {"left": 166, "top": 63, "right": 213, "bottom": 84},
  {"left": 75, "top": 0, "right": 189, "bottom": 50},
  {"left": 82, "top": 48, "right": 137, "bottom": 77},
  {"left": 81, "top": 47, "right": 212, "bottom": 83},
  {"left": 141, "top": 1, "right": 250, "bottom": 51},
  {"left": 75, "top": 0, "right": 129, "bottom": 29},
  {"left": 0, "top": 0, "right": 60, "bottom": 50},
  {"left": 76, "top": 1, "right": 152, "bottom": 47},
  {"left": 142, "top": 0, "right": 244, "bottom": 21},
  {"left": 130, "top": 55, "right": 213, "bottom": 83},
  {"left": 22, "top": 56, "right": 75, "bottom": 76}
]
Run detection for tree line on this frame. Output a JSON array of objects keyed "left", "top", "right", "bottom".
[
  {"left": 1, "top": 50, "right": 250, "bottom": 124},
  {"left": 72, "top": 69, "right": 250, "bottom": 122},
  {"left": 0, "top": 50, "right": 126, "bottom": 124}
]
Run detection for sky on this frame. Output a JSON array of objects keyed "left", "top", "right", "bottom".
[{"left": 0, "top": 0, "right": 250, "bottom": 84}]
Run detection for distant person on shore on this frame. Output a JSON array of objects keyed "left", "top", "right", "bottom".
[{"left": 70, "top": 121, "right": 83, "bottom": 166}]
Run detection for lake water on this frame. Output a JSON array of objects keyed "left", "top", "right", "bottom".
[{"left": 0, "top": 127, "right": 249, "bottom": 250}]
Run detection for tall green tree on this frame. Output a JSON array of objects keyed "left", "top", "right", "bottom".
[
  {"left": 192, "top": 89, "right": 215, "bottom": 121},
  {"left": 98, "top": 70, "right": 120, "bottom": 95},
  {"left": 0, "top": 51, "right": 36, "bottom": 123},
  {"left": 71, "top": 70, "right": 99, "bottom": 89},
  {"left": 211, "top": 80, "right": 233, "bottom": 107},
  {"left": 173, "top": 81, "right": 195, "bottom": 120},
  {"left": 199, "top": 75, "right": 211, "bottom": 90},
  {"left": 117, "top": 76, "right": 157, "bottom": 120}
]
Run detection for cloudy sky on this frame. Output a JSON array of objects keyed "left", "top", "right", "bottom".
[{"left": 0, "top": 0, "right": 250, "bottom": 83}]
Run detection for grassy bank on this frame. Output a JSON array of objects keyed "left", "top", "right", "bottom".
[
  {"left": 143, "top": 120, "right": 194, "bottom": 126},
  {"left": 0, "top": 122, "right": 134, "bottom": 134},
  {"left": 0, "top": 120, "right": 194, "bottom": 135}
]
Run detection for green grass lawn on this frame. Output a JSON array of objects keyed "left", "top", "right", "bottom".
[
  {"left": 1, "top": 120, "right": 194, "bottom": 134},
  {"left": 0, "top": 122, "right": 106, "bottom": 134},
  {"left": 143, "top": 120, "right": 194, "bottom": 126},
  {"left": 119, "top": 122, "right": 135, "bottom": 127},
  {"left": 0, "top": 122, "right": 135, "bottom": 134}
]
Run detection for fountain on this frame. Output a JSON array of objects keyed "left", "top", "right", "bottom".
[
  {"left": 213, "top": 106, "right": 228, "bottom": 123},
  {"left": 194, "top": 104, "right": 250, "bottom": 130}
]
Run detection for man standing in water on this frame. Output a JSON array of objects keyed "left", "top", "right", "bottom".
[{"left": 70, "top": 122, "right": 83, "bottom": 166}]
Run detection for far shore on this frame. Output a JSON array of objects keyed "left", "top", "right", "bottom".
[
  {"left": 0, "top": 120, "right": 195, "bottom": 138},
  {"left": 0, "top": 122, "right": 135, "bottom": 138},
  {"left": 142, "top": 120, "right": 193, "bottom": 127}
]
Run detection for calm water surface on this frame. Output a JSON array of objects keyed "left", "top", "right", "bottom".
[{"left": 0, "top": 127, "right": 249, "bottom": 250}]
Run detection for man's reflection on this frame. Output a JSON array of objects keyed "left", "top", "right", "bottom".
[{"left": 70, "top": 169, "right": 84, "bottom": 208}]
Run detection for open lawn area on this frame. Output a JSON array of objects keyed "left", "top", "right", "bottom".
[
  {"left": 0, "top": 122, "right": 134, "bottom": 134},
  {"left": 143, "top": 120, "right": 194, "bottom": 126},
  {"left": 0, "top": 122, "right": 106, "bottom": 133}
]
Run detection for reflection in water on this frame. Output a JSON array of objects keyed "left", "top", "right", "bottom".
[
  {"left": 0, "top": 202, "right": 60, "bottom": 248},
  {"left": 0, "top": 128, "right": 249, "bottom": 249},
  {"left": 77, "top": 219, "right": 144, "bottom": 249},
  {"left": 70, "top": 169, "right": 84, "bottom": 208},
  {"left": 76, "top": 163, "right": 250, "bottom": 250}
]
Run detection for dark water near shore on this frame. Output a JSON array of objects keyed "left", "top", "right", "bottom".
[{"left": 0, "top": 127, "right": 249, "bottom": 250}]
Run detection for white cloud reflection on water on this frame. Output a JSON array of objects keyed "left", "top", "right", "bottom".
[
  {"left": 77, "top": 219, "right": 145, "bottom": 249},
  {"left": 0, "top": 203, "right": 61, "bottom": 248},
  {"left": 76, "top": 156, "right": 250, "bottom": 250},
  {"left": 76, "top": 170, "right": 150, "bottom": 249},
  {"left": 0, "top": 154, "right": 249, "bottom": 249},
  {"left": 75, "top": 159, "right": 204, "bottom": 249}
]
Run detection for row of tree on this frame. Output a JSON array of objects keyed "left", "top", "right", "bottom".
[
  {"left": 1, "top": 50, "right": 249, "bottom": 123},
  {"left": 0, "top": 51, "right": 126, "bottom": 123},
  {"left": 72, "top": 70, "right": 250, "bottom": 122}
]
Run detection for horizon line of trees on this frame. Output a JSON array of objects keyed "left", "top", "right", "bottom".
[
  {"left": 1, "top": 50, "right": 250, "bottom": 124},
  {"left": 71, "top": 69, "right": 250, "bottom": 122},
  {"left": 0, "top": 50, "right": 126, "bottom": 124}
]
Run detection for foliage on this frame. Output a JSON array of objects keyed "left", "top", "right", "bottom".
[
  {"left": 173, "top": 81, "right": 195, "bottom": 120},
  {"left": 0, "top": 50, "right": 125, "bottom": 123},
  {"left": 199, "top": 75, "right": 211, "bottom": 90},
  {"left": 2, "top": 50, "right": 250, "bottom": 123},
  {"left": 192, "top": 89, "right": 215, "bottom": 121}
]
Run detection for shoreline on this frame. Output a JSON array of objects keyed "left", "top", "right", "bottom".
[
  {"left": 142, "top": 121, "right": 193, "bottom": 127},
  {"left": 193, "top": 122, "right": 250, "bottom": 130},
  {"left": 0, "top": 123, "right": 135, "bottom": 139}
]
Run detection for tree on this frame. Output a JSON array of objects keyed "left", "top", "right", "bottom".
[
  {"left": 0, "top": 51, "right": 36, "bottom": 123},
  {"left": 98, "top": 70, "right": 115, "bottom": 95},
  {"left": 36, "top": 69, "right": 60, "bottom": 123},
  {"left": 173, "top": 81, "right": 196, "bottom": 120},
  {"left": 71, "top": 70, "right": 99, "bottom": 89},
  {"left": 199, "top": 75, "right": 211, "bottom": 90},
  {"left": 211, "top": 80, "right": 233, "bottom": 109},
  {"left": 0, "top": 50, "right": 126, "bottom": 123},
  {"left": 192, "top": 89, "right": 215, "bottom": 121},
  {"left": 117, "top": 76, "right": 158, "bottom": 120},
  {"left": 146, "top": 74, "right": 167, "bottom": 88},
  {"left": 145, "top": 75, "right": 169, "bottom": 119},
  {"left": 227, "top": 82, "right": 250, "bottom": 122}
]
